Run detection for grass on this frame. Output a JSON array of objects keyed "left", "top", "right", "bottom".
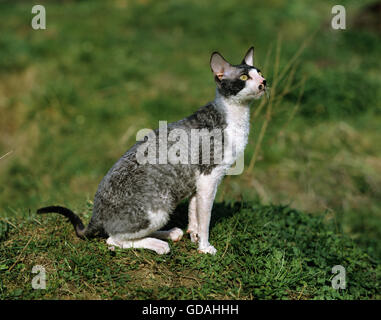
[
  {"left": 1, "top": 202, "right": 379, "bottom": 299},
  {"left": 0, "top": 0, "right": 380, "bottom": 299}
]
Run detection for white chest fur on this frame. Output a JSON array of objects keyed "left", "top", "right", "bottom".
[
  {"left": 193, "top": 95, "right": 251, "bottom": 254},
  {"left": 214, "top": 94, "right": 251, "bottom": 167}
]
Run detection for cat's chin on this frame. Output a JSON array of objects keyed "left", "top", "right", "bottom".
[
  {"left": 244, "top": 91, "right": 265, "bottom": 101},
  {"left": 252, "top": 91, "right": 265, "bottom": 99}
]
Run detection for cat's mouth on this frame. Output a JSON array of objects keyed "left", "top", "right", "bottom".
[{"left": 252, "top": 90, "right": 266, "bottom": 99}]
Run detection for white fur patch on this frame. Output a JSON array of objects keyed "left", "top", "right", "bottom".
[
  {"left": 107, "top": 236, "right": 170, "bottom": 254},
  {"left": 195, "top": 170, "right": 224, "bottom": 253},
  {"left": 147, "top": 209, "right": 170, "bottom": 233},
  {"left": 191, "top": 91, "right": 253, "bottom": 255},
  {"left": 215, "top": 90, "right": 251, "bottom": 167},
  {"left": 151, "top": 227, "right": 184, "bottom": 242},
  {"left": 187, "top": 195, "right": 198, "bottom": 242}
]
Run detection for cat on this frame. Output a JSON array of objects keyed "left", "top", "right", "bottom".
[{"left": 37, "top": 47, "right": 267, "bottom": 255}]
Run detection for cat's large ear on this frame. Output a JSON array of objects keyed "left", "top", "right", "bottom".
[
  {"left": 242, "top": 46, "right": 254, "bottom": 66},
  {"left": 210, "top": 52, "right": 233, "bottom": 81}
]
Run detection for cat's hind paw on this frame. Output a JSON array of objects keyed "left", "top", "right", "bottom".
[
  {"left": 168, "top": 227, "right": 184, "bottom": 242},
  {"left": 152, "top": 241, "right": 171, "bottom": 255}
]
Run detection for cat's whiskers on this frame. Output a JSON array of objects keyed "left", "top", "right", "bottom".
[{"left": 264, "top": 86, "right": 271, "bottom": 100}]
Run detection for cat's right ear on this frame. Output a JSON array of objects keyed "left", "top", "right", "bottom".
[
  {"left": 210, "top": 52, "right": 233, "bottom": 81},
  {"left": 242, "top": 46, "right": 254, "bottom": 66}
]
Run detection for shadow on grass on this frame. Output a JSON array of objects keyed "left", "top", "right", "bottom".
[{"left": 162, "top": 200, "right": 242, "bottom": 231}]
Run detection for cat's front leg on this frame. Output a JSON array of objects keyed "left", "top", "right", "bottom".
[
  {"left": 196, "top": 174, "right": 219, "bottom": 255},
  {"left": 187, "top": 194, "right": 199, "bottom": 243}
]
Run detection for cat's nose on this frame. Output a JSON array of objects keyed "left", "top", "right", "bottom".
[{"left": 258, "top": 79, "right": 266, "bottom": 90}]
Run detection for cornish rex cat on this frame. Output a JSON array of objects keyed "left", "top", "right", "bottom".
[{"left": 37, "top": 47, "right": 267, "bottom": 255}]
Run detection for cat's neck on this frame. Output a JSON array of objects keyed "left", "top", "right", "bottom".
[
  {"left": 213, "top": 89, "right": 251, "bottom": 164},
  {"left": 213, "top": 89, "right": 251, "bottom": 122}
]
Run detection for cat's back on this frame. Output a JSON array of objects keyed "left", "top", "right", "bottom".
[
  {"left": 173, "top": 102, "right": 227, "bottom": 131},
  {"left": 93, "top": 103, "right": 227, "bottom": 211}
]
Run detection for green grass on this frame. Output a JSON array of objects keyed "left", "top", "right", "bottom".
[
  {"left": 0, "top": 0, "right": 380, "bottom": 299},
  {"left": 1, "top": 202, "right": 379, "bottom": 299}
]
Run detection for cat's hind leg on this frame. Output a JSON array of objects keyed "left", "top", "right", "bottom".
[
  {"left": 107, "top": 235, "right": 170, "bottom": 255},
  {"left": 150, "top": 227, "right": 184, "bottom": 242},
  {"left": 105, "top": 209, "right": 174, "bottom": 254}
]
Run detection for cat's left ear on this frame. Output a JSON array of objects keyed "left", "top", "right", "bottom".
[{"left": 242, "top": 46, "right": 254, "bottom": 66}]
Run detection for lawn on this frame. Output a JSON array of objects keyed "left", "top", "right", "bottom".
[
  {"left": 1, "top": 202, "right": 379, "bottom": 299},
  {"left": 0, "top": 0, "right": 380, "bottom": 299}
]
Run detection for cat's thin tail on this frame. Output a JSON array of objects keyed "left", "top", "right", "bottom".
[{"left": 36, "top": 206, "right": 93, "bottom": 239}]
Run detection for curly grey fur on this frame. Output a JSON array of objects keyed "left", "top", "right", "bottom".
[{"left": 90, "top": 102, "right": 227, "bottom": 236}]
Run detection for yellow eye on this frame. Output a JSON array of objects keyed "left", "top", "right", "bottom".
[
  {"left": 240, "top": 74, "right": 248, "bottom": 81},
  {"left": 258, "top": 71, "right": 262, "bottom": 76}
]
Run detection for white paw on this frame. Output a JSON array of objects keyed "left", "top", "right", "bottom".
[
  {"left": 106, "top": 237, "right": 121, "bottom": 248},
  {"left": 168, "top": 227, "right": 184, "bottom": 242},
  {"left": 186, "top": 228, "right": 199, "bottom": 243},
  {"left": 153, "top": 241, "right": 170, "bottom": 255},
  {"left": 198, "top": 244, "right": 217, "bottom": 255}
]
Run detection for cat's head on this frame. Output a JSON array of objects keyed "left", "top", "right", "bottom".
[{"left": 210, "top": 47, "right": 267, "bottom": 102}]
